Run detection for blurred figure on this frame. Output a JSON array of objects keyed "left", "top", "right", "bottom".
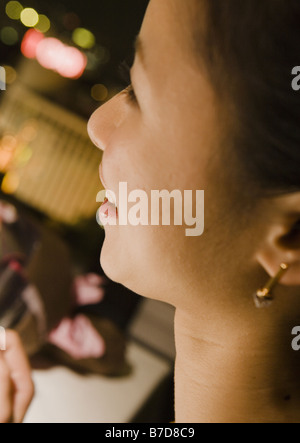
[{"left": 0, "top": 330, "right": 34, "bottom": 423}]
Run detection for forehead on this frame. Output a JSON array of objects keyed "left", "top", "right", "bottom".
[
  {"left": 137, "top": 0, "right": 220, "bottom": 147},
  {"left": 137, "top": 0, "right": 210, "bottom": 108},
  {"left": 141, "top": 0, "right": 202, "bottom": 65}
]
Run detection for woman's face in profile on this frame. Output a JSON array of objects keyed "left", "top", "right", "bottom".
[{"left": 88, "top": 0, "right": 254, "bottom": 305}]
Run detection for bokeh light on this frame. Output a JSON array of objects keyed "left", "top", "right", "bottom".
[
  {"left": 5, "top": 1, "right": 23, "bottom": 20},
  {"left": 20, "top": 120, "right": 38, "bottom": 142},
  {"left": 95, "top": 45, "right": 110, "bottom": 64},
  {"left": 72, "top": 28, "right": 95, "bottom": 49},
  {"left": 86, "top": 52, "right": 98, "bottom": 71},
  {"left": 0, "top": 152, "right": 12, "bottom": 172},
  {"left": 57, "top": 46, "right": 87, "bottom": 79},
  {"left": 15, "top": 146, "right": 33, "bottom": 165},
  {"left": 36, "top": 37, "right": 63, "bottom": 70},
  {"left": 1, "top": 134, "right": 17, "bottom": 151},
  {"left": 91, "top": 84, "right": 109, "bottom": 102},
  {"left": 20, "top": 8, "right": 39, "bottom": 27},
  {"left": 0, "top": 135, "right": 17, "bottom": 173},
  {"left": 21, "top": 28, "right": 87, "bottom": 78},
  {"left": 0, "top": 26, "right": 19, "bottom": 45},
  {"left": 35, "top": 14, "right": 51, "bottom": 33},
  {"left": 21, "top": 29, "right": 44, "bottom": 58},
  {"left": 1, "top": 171, "right": 20, "bottom": 194},
  {"left": 36, "top": 38, "right": 87, "bottom": 78}
]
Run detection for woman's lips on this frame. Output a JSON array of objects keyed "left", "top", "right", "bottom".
[
  {"left": 98, "top": 198, "right": 118, "bottom": 224},
  {"left": 98, "top": 162, "right": 118, "bottom": 224}
]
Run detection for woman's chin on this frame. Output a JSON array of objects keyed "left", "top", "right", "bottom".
[
  {"left": 100, "top": 234, "right": 133, "bottom": 288},
  {"left": 100, "top": 237, "right": 120, "bottom": 284},
  {"left": 99, "top": 227, "right": 171, "bottom": 302},
  {"left": 100, "top": 235, "right": 147, "bottom": 298}
]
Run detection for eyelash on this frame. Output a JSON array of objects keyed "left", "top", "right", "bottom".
[{"left": 118, "top": 60, "right": 138, "bottom": 105}]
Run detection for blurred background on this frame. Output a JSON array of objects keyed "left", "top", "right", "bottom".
[{"left": 0, "top": 0, "right": 176, "bottom": 423}]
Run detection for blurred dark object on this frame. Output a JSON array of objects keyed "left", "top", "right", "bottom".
[
  {"left": 37, "top": 316, "right": 131, "bottom": 377},
  {"left": 0, "top": 199, "right": 72, "bottom": 355},
  {"left": 0, "top": 261, "right": 28, "bottom": 329},
  {"left": 0, "top": 199, "right": 133, "bottom": 376}
]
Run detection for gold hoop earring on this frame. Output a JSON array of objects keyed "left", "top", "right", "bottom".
[{"left": 253, "top": 263, "right": 289, "bottom": 308}]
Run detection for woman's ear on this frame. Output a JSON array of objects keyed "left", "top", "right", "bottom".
[{"left": 255, "top": 192, "right": 300, "bottom": 286}]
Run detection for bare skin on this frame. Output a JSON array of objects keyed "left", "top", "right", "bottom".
[{"left": 88, "top": 0, "right": 300, "bottom": 423}]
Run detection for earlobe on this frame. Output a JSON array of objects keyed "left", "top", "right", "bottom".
[{"left": 256, "top": 236, "right": 300, "bottom": 287}]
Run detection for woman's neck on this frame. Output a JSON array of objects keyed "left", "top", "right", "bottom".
[{"left": 174, "top": 303, "right": 300, "bottom": 423}]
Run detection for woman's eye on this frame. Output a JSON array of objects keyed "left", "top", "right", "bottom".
[
  {"left": 118, "top": 60, "right": 138, "bottom": 105},
  {"left": 124, "top": 84, "right": 138, "bottom": 104}
]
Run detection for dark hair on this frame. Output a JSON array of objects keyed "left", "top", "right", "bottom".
[{"left": 198, "top": 0, "right": 300, "bottom": 197}]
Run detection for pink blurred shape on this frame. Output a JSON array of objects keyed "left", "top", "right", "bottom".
[
  {"left": 36, "top": 37, "right": 64, "bottom": 70},
  {"left": 0, "top": 201, "right": 18, "bottom": 224},
  {"left": 21, "top": 29, "right": 44, "bottom": 59},
  {"left": 21, "top": 30, "right": 87, "bottom": 79},
  {"left": 48, "top": 315, "right": 106, "bottom": 360},
  {"left": 57, "top": 46, "right": 87, "bottom": 79},
  {"left": 73, "top": 273, "right": 106, "bottom": 306}
]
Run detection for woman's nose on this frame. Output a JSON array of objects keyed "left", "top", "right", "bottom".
[{"left": 87, "top": 92, "right": 126, "bottom": 152}]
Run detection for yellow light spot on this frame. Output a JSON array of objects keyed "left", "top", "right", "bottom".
[
  {"left": 72, "top": 28, "right": 95, "bottom": 49},
  {"left": 20, "top": 8, "right": 39, "bottom": 27},
  {"left": 1, "top": 171, "right": 20, "bottom": 194},
  {"left": 0, "top": 26, "right": 19, "bottom": 45},
  {"left": 0, "top": 150, "right": 13, "bottom": 172},
  {"left": 5, "top": 1, "right": 23, "bottom": 20},
  {"left": 91, "top": 84, "right": 109, "bottom": 102},
  {"left": 2, "top": 65, "right": 17, "bottom": 84},
  {"left": 35, "top": 14, "right": 50, "bottom": 33},
  {"left": 20, "top": 120, "right": 38, "bottom": 142},
  {"left": 1, "top": 135, "right": 17, "bottom": 151},
  {"left": 16, "top": 146, "right": 33, "bottom": 165},
  {"left": 0, "top": 135, "right": 18, "bottom": 172}
]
